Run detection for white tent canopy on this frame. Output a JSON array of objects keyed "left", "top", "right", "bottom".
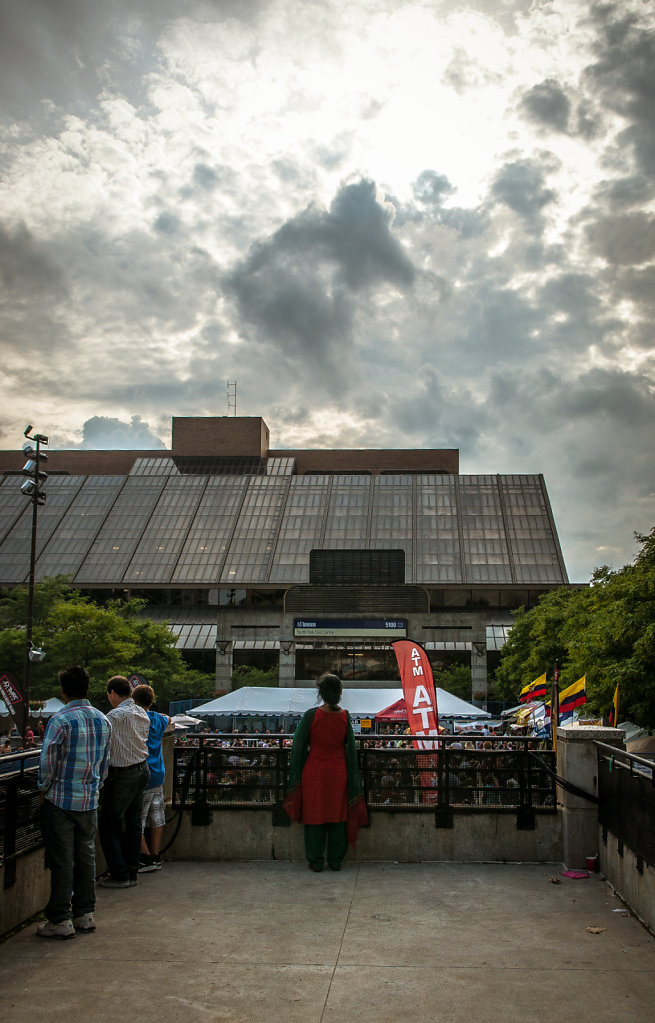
[
  {"left": 190, "top": 687, "right": 490, "bottom": 720},
  {"left": 0, "top": 696, "right": 65, "bottom": 718}
]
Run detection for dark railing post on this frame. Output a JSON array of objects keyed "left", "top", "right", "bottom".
[
  {"left": 434, "top": 743, "right": 453, "bottom": 828},
  {"left": 516, "top": 741, "right": 535, "bottom": 829},
  {"left": 3, "top": 774, "right": 18, "bottom": 889},
  {"left": 191, "top": 737, "right": 211, "bottom": 826}
]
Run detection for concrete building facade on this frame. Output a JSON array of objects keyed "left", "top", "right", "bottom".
[{"left": 0, "top": 416, "right": 570, "bottom": 700}]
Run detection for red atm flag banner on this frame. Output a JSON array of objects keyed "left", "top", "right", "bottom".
[{"left": 391, "top": 640, "right": 440, "bottom": 750}]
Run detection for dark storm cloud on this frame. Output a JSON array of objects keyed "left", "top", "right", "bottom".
[
  {"left": 615, "top": 265, "right": 655, "bottom": 310},
  {"left": 594, "top": 174, "right": 655, "bottom": 209},
  {"left": 520, "top": 79, "right": 571, "bottom": 133},
  {"left": 0, "top": 222, "right": 67, "bottom": 299},
  {"left": 483, "top": 364, "right": 655, "bottom": 499},
  {"left": 586, "top": 213, "right": 655, "bottom": 265},
  {"left": 585, "top": 2, "right": 655, "bottom": 188},
  {"left": 79, "top": 415, "right": 166, "bottom": 450},
  {"left": 490, "top": 158, "right": 557, "bottom": 231},
  {"left": 225, "top": 180, "right": 416, "bottom": 380}
]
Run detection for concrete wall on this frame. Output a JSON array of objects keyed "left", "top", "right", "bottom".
[
  {"left": 0, "top": 849, "right": 50, "bottom": 937},
  {"left": 557, "top": 725, "right": 625, "bottom": 870},
  {"left": 164, "top": 809, "right": 562, "bottom": 865},
  {"left": 599, "top": 829, "right": 655, "bottom": 936}
]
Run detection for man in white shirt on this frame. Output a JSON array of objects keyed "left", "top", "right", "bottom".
[{"left": 98, "top": 676, "right": 151, "bottom": 888}]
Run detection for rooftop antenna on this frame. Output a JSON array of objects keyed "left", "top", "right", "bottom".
[{"left": 227, "top": 381, "right": 237, "bottom": 417}]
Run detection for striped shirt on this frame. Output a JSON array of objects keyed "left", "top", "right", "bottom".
[
  {"left": 38, "top": 700, "right": 112, "bottom": 812},
  {"left": 107, "top": 697, "right": 150, "bottom": 766}
]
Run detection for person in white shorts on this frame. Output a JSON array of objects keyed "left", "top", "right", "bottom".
[{"left": 131, "top": 685, "right": 172, "bottom": 872}]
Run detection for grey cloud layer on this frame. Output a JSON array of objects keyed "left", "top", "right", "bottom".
[{"left": 0, "top": 0, "right": 653, "bottom": 583}]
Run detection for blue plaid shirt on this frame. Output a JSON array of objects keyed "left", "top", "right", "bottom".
[{"left": 38, "top": 700, "right": 112, "bottom": 812}]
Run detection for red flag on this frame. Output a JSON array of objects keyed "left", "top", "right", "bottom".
[
  {"left": 392, "top": 640, "right": 440, "bottom": 804},
  {"left": 392, "top": 640, "right": 440, "bottom": 748}
]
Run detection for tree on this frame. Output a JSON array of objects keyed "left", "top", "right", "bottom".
[
  {"left": 231, "top": 665, "right": 279, "bottom": 689},
  {"left": 493, "top": 529, "right": 655, "bottom": 727},
  {"left": 0, "top": 579, "right": 215, "bottom": 709},
  {"left": 434, "top": 664, "right": 472, "bottom": 702},
  {"left": 493, "top": 586, "right": 584, "bottom": 702}
]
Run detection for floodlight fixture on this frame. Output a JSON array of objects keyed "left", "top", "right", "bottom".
[
  {"left": 24, "top": 424, "right": 33, "bottom": 437},
  {"left": 21, "top": 479, "right": 37, "bottom": 496},
  {"left": 22, "top": 442, "right": 47, "bottom": 461},
  {"left": 28, "top": 644, "right": 46, "bottom": 663}
]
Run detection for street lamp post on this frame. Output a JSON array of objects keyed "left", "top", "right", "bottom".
[{"left": 20, "top": 426, "right": 48, "bottom": 741}]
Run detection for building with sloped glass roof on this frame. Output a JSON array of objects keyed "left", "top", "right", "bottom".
[{"left": 0, "top": 416, "right": 570, "bottom": 701}]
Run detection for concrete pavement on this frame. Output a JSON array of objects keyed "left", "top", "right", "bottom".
[{"left": 1, "top": 861, "right": 654, "bottom": 1022}]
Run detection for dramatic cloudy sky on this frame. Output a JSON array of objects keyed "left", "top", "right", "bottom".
[{"left": 1, "top": 0, "right": 654, "bottom": 582}]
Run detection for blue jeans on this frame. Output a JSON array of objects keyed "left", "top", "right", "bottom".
[
  {"left": 40, "top": 799, "right": 98, "bottom": 923},
  {"left": 98, "top": 763, "right": 149, "bottom": 882}
]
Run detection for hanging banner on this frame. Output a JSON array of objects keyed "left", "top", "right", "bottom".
[
  {"left": 0, "top": 671, "right": 24, "bottom": 718},
  {"left": 392, "top": 640, "right": 440, "bottom": 748},
  {"left": 0, "top": 670, "right": 27, "bottom": 738},
  {"left": 392, "top": 640, "right": 440, "bottom": 804}
]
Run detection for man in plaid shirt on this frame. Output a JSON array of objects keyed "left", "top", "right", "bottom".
[{"left": 37, "top": 665, "right": 111, "bottom": 939}]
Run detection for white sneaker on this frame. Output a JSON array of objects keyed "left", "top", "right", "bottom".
[
  {"left": 72, "top": 913, "right": 95, "bottom": 932},
  {"left": 36, "top": 919, "right": 75, "bottom": 940}
]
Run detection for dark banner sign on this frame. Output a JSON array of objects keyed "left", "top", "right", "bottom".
[
  {"left": 294, "top": 618, "right": 406, "bottom": 639},
  {"left": 0, "top": 671, "right": 24, "bottom": 716}
]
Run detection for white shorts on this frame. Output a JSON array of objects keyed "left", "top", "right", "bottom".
[{"left": 141, "top": 785, "right": 166, "bottom": 829}]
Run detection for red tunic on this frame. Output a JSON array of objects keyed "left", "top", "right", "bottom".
[{"left": 300, "top": 707, "right": 348, "bottom": 824}]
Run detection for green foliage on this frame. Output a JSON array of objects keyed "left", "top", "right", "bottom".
[
  {"left": 434, "top": 664, "right": 472, "bottom": 702},
  {"left": 494, "top": 529, "right": 655, "bottom": 727},
  {"left": 0, "top": 578, "right": 215, "bottom": 709},
  {"left": 231, "top": 664, "right": 279, "bottom": 689}
]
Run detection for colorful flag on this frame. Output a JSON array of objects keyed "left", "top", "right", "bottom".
[
  {"left": 519, "top": 674, "right": 548, "bottom": 703},
  {"left": 608, "top": 684, "right": 620, "bottom": 727},
  {"left": 559, "top": 677, "right": 587, "bottom": 720}
]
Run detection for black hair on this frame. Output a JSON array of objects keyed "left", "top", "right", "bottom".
[
  {"left": 58, "top": 665, "right": 90, "bottom": 700},
  {"left": 106, "top": 675, "right": 131, "bottom": 698},
  {"left": 317, "top": 672, "right": 342, "bottom": 709}
]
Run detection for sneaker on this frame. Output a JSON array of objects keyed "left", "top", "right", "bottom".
[
  {"left": 36, "top": 919, "right": 75, "bottom": 940},
  {"left": 97, "top": 876, "right": 130, "bottom": 889},
  {"left": 138, "top": 857, "right": 158, "bottom": 873},
  {"left": 72, "top": 913, "right": 95, "bottom": 932}
]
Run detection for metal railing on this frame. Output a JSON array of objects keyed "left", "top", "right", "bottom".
[
  {"left": 172, "top": 735, "right": 556, "bottom": 821},
  {"left": 597, "top": 741, "right": 655, "bottom": 867},
  {"left": 0, "top": 735, "right": 557, "bottom": 890},
  {"left": 1, "top": 752, "right": 43, "bottom": 888}
]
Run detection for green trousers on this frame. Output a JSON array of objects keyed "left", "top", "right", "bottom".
[{"left": 304, "top": 822, "right": 348, "bottom": 870}]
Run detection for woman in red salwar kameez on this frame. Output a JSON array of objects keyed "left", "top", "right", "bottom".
[{"left": 283, "top": 674, "right": 368, "bottom": 872}]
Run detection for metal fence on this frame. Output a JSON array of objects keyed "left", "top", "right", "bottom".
[
  {"left": 0, "top": 736, "right": 557, "bottom": 889},
  {"left": 0, "top": 753, "right": 42, "bottom": 889},
  {"left": 597, "top": 742, "right": 655, "bottom": 867},
  {"left": 172, "top": 735, "right": 556, "bottom": 823}
]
